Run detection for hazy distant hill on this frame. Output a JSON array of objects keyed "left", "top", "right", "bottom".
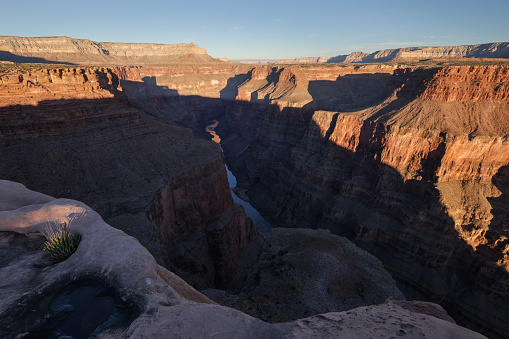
[
  {"left": 0, "top": 36, "right": 217, "bottom": 65},
  {"left": 235, "top": 42, "right": 509, "bottom": 65}
]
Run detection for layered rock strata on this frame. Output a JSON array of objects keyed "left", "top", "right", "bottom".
[
  {"left": 0, "top": 180, "right": 487, "bottom": 338},
  {"left": 55, "top": 61, "right": 508, "bottom": 337},
  {"left": 147, "top": 155, "right": 260, "bottom": 290},
  {"left": 329, "top": 42, "right": 509, "bottom": 63},
  {"left": 217, "top": 64, "right": 509, "bottom": 338},
  {"left": 0, "top": 36, "right": 216, "bottom": 65},
  {"left": 236, "top": 42, "right": 509, "bottom": 65},
  {"left": 1, "top": 56, "right": 507, "bottom": 337}
]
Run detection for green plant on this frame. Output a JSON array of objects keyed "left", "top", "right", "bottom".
[{"left": 43, "top": 213, "right": 84, "bottom": 262}]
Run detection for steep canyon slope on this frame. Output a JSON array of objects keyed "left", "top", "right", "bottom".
[
  {"left": 210, "top": 64, "right": 509, "bottom": 338},
  {"left": 0, "top": 61, "right": 457, "bottom": 336},
  {"left": 0, "top": 180, "right": 486, "bottom": 338}
]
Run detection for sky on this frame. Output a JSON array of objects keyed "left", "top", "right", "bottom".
[{"left": 1, "top": 0, "right": 508, "bottom": 60}]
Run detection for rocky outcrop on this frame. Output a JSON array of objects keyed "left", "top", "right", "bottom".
[
  {"left": 0, "top": 36, "right": 216, "bottom": 65},
  {"left": 204, "top": 228, "right": 404, "bottom": 323},
  {"left": 217, "top": 63, "right": 509, "bottom": 338},
  {"left": 0, "top": 180, "right": 486, "bottom": 338},
  {"left": 147, "top": 154, "right": 261, "bottom": 290}
]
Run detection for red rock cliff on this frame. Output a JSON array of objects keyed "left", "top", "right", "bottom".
[
  {"left": 218, "top": 63, "right": 509, "bottom": 338},
  {"left": 147, "top": 153, "right": 258, "bottom": 289}
]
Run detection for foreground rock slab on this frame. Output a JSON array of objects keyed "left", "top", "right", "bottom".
[{"left": 0, "top": 180, "right": 486, "bottom": 338}]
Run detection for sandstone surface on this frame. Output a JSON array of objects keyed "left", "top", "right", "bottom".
[{"left": 0, "top": 180, "right": 486, "bottom": 338}]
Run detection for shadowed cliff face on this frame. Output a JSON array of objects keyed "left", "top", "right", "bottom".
[
  {"left": 0, "top": 66, "right": 259, "bottom": 291},
  {"left": 125, "top": 63, "right": 509, "bottom": 338}
]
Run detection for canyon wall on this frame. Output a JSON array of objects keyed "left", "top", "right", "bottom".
[
  {"left": 0, "top": 65, "right": 258, "bottom": 290},
  {"left": 216, "top": 64, "right": 509, "bottom": 338},
  {"left": 120, "top": 64, "right": 252, "bottom": 129},
  {"left": 0, "top": 36, "right": 217, "bottom": 65},
  {"left": 146, "top": 154, "right": 260, "bottom": 289}
]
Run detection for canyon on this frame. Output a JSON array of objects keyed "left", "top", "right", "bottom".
[
  {"left": 1, "top": 38, "right": 509, "bottom": 338},
  {"left": 0, "top": 64, "right": 260, "bottom": 292}
]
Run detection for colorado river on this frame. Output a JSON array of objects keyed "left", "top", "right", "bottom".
[{"left": 206, "top": 120, "right": 272, "bottom": 234}]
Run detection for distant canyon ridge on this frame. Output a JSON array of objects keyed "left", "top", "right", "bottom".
[
  {"left": 1, "top": 36, "right": 509, "bottom": 338},
  {"left": 0, "top": 35, "right": 215, "bottom": 65},
  {"left": 1, "top": 36, "right": 509, "bottom": 65},
  {"left": 235, "top": 42, "right": 509, "bottom": 64}
]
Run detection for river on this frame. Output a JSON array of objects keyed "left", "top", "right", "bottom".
[{"left": 206, "top": 120, "right": 272, "bottom": 234}]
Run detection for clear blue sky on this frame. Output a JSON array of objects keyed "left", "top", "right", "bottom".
[{"left": 2, "top": 0, "right": 508, "bottom": 59}]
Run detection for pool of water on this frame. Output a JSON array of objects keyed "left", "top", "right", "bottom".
[{"left": 29, "top": 280, "right": 137, "bottom": 339}]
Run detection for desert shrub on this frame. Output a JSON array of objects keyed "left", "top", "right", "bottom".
[{"left": 43, "top": 215, "right": 83, "bottom": 262}]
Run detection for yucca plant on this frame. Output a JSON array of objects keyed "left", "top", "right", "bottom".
[{"left": 43, "top": 212, "right": 84, "bottom": 262}]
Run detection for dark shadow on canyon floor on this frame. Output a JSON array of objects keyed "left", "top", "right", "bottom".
[{"left": 305, "top": 67, "right": 440, "bottom": 117}]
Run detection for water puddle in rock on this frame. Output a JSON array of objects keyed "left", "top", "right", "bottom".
[
  {"left": 207, "top": 120, "right": 272, "bottom": 234},
  {"left": 33, "top": 280, "right": 137, "bottom": 339}
]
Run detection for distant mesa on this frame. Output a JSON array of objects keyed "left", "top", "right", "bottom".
[
  {"left": 0, "top": 35, "right": 219, "bottom": 65},
  {"left": 234, "top": 42, "right": 509, "bottom": 65}
]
